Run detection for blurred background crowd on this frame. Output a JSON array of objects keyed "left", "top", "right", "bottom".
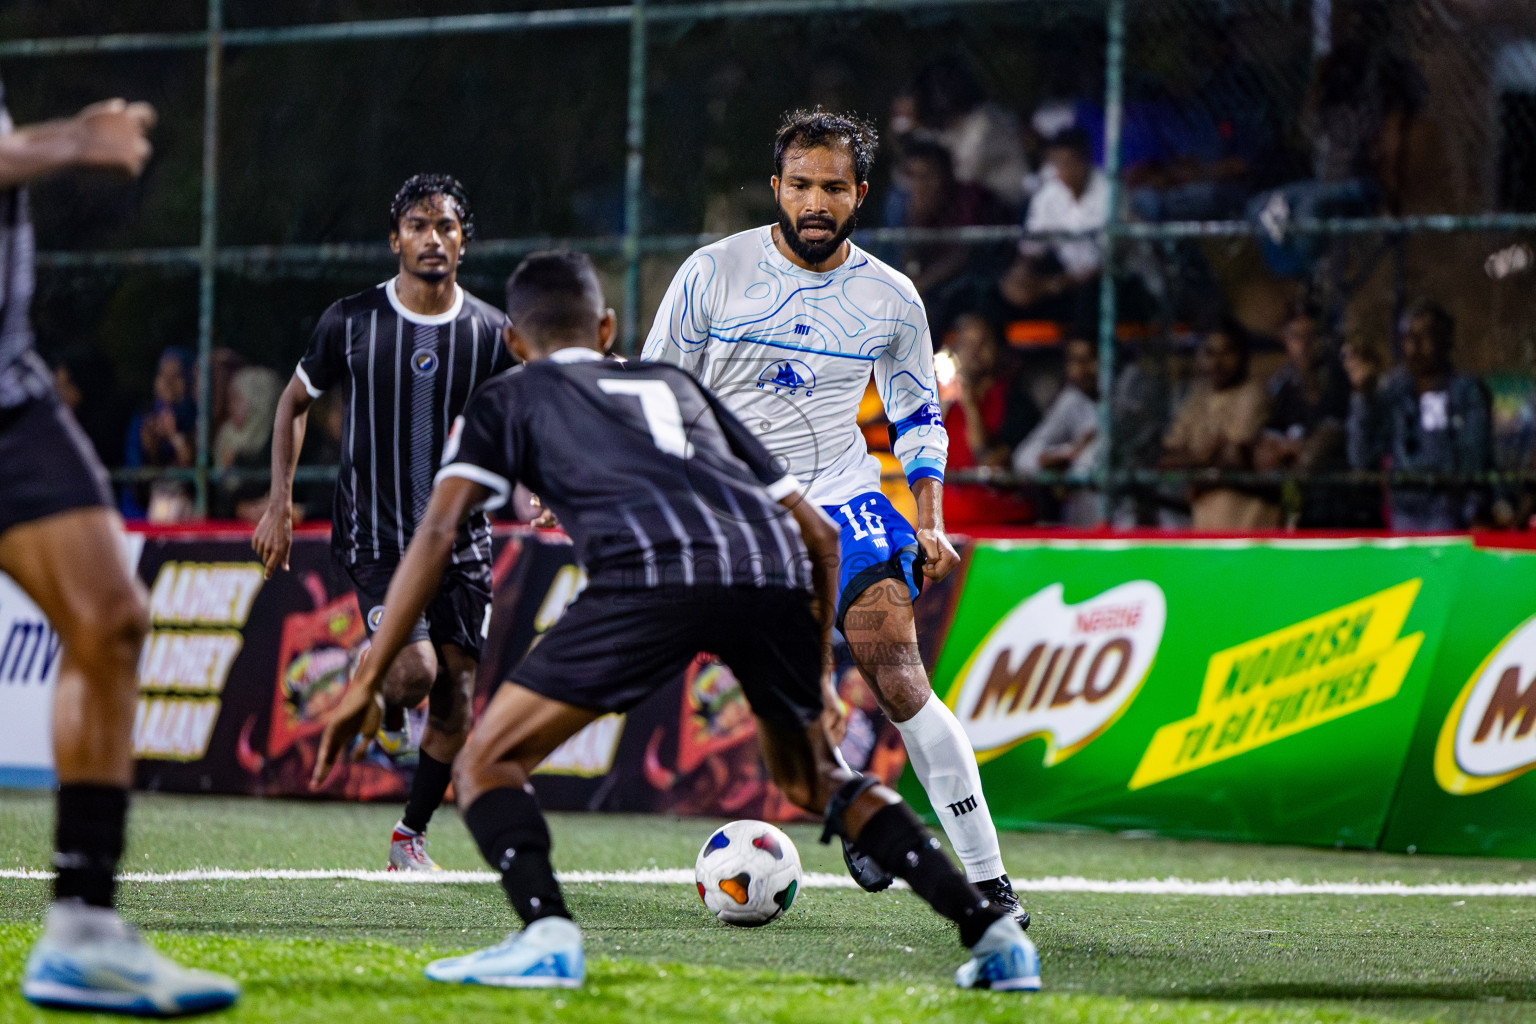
[{"left": 16, "top": 0, "right": 1536, "bottom": 531}]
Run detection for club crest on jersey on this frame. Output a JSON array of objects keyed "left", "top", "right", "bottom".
[
  {"left": 756, "top": 359, "right": 815, "bottom": 397},
  {"left": 367, "top": 605, "right": 385, "bottom": 631},
  {"left": 412, "top": 350, "right": 438, "bottom": 375}
]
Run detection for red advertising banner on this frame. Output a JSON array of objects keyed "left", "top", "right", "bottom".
[{"left": 126, "top": 527, "right": 930, "bottom": 823}]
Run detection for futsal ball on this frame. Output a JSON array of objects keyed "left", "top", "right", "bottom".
[{"left": 694, "top": 819, "right": 802, "bottom": 927}]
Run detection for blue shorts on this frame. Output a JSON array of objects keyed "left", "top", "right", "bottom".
[{"left": 822, "top": 491, "right": 924, "bottom": 631}]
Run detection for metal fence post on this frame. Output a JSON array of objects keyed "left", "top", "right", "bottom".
[
  {"left": 1095, "top": 0, "right": 1125, "bottom": 522},
  {"left": 620, "top": 0, "right": 648, "bottom": 355},
  {"left": 194, "top": 0, "right": 223, "bottom": 515}
]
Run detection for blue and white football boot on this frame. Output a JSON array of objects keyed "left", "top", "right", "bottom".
[
  {"left": 425, "top": 916, "right": 585, "bottom": 988},
  {"left": 23, "top": 901, "right": 240, "bottom": 1016},
  {"left": 955, "top": 915, "right": 1041, "bottom": 992}
]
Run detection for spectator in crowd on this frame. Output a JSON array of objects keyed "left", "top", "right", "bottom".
[
  {"left": 900, "top": 56, "right": 1029, "bottom": 212},
  {"left": 942, "top": 313, "right": 1039, "bottom": 528},
  {"left": 1106, "top": 337, "right": 1175, "bottom": 526},
  {"left": 50, "top": 347, "right": 128, "bottom": 469},
  {"left": 212, "top": 365, "right": 283, "bottom": 521},
  {"left": 1254, "top": 307, "right": 1362, "bottom": 526},
  {"left": 992, "top": 127, "right": 1107, "bottom": 326},
  {"left": 1346, "top": 299, "right": 1492, "bottom": 531},
  {"left": 122, "top": 345, "right": 197, "bottom": 521},
  {"left": 1013, "top": 335, "right": 1101, "bottom": 526},
  {"left": 206, "top": 347, "right": 246, "bottom": 445},
  {"left": 889, "top": 137, "right": 1012, "bottom": 335},
  {"left": 1161, "top": 319, "right": 1280, "bottom": 529}
]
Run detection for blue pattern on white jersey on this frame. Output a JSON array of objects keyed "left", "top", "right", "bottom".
[{"left": 643, "top": 226, "right": 947, "bottom": 506}]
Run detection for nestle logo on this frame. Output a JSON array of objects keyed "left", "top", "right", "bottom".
[
  {"left": 1075, "top": 604, "right": 1142, "bottom": 634},
  {"left": 952, "top": 581, "right": 1166, "bottom": 766}
]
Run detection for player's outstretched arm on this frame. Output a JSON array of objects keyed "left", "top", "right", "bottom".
[
  {"left": 311, "top": 476, "right": 488, "bottom": 789},
  {"left": 0, "top": 99, "right": 155, "bottom": 187},
  {"left": 912, "top": 476, "right": 960, "bottom": 582},
  {"left": 253, "top": 375, "right": 315, "bottom": 578}
]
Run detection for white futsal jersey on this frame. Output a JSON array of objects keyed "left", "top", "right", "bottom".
[{"left": 642, "top": 226, "right": 947, "bottom": 507}]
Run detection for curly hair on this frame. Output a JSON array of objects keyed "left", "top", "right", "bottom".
[
  {"left": 389, "top": 173, "right": 475, "bottom": 241},
  {"left": 773, "top": 109, "right": 879, "bottom": 184}
]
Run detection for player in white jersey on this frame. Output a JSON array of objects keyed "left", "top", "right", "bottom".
[{"left": 644, "top": 110, "right": 1025, "bottom": 925}]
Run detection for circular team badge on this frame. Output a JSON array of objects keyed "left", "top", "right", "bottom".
[
  {"left": 412, "top": 350, "right": 438, "bottom": 375},
  {"left": 367, "top": 605, "right": 385, "bottom": 631}
]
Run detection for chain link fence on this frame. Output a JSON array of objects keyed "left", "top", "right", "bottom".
[{"left": 6, "top": 0, "right": 1536, "bottom": 524}]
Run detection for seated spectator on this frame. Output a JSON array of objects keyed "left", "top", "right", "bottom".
[
  {"left": 206, "top": 347, "right": 246, "bottom": 444},
  {"left": 1255, "top": 307, "right": 1362, "bottom": 526},
  {"left": 122, "top": 346, "right": 197, "bottom": 521},
  {"left": 1013, "top": 335, "right": 1101, "bottom": 526},
  {"left": 901, "top": 56, "right": 1029, "bottom": 212},
  {"left": 1346, "top": 300, "right": 1492, "bottom": 531},
  {"left": 212, "top": 366, "right": 283, "bottom": 521},
  {"left": 1161, "top": 320, "right": 1280, "bottom": 529},
  {"left": 889, "top": 137, "right": 1012, "bottom": 333},
  {"left": 941, "top": 313, "right": 1039, "bottom": 528},
  {"left": 1004, "top": 127, "right": 1107, "bottom": 323}
]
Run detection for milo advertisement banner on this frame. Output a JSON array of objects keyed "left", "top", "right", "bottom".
[
  {"left": 918, "top": 537, "right": 1470, "bottom": 846},
  {"left": 1381, "top": 541, "right": 1536, "bottom": 857}
]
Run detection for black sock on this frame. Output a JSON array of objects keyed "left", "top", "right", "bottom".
[
  {"left": 462, "top": 786, "right": 570, "bottom": 926},
  {"left": 54, "top": 784, "right": 128, "bottom": 909},
  {"left": 855, "top": 801, "right": 1004, "bottom": 948},
  {"left": 401, "top": 752, "right": 453, "bottom": 834}
]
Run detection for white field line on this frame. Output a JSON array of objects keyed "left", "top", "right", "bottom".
[{"left": 3, "top": 868, "right": 1536, "bottom": 897}]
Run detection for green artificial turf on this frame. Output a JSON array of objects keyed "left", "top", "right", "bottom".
[{"left": 1, "top": 790, "right": 1534, "bottom": 1023}]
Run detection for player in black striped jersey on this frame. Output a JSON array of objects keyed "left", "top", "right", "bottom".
[
  {"left": 254, "top": 174, "right": 512, "bottom": 871},
  {"left": 310, "top": 250, "right": 1039, "bottom": 992}
]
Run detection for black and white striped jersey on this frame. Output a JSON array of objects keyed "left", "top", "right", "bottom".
[
  {"left": 296, "top": 277, "right": 513, "bottom": 565},
  {"left": 0, "top": 78, "right": 51, "bottom": 410},
  {"left": 437, "top": 348, "right": 810, "bottom": 592}
]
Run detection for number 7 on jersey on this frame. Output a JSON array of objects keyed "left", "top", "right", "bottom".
[{"left": 598, "top": 378, "right": 696, "bottom": 459}]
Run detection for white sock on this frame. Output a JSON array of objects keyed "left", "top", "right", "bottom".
[
  {"left": 44, "top": 900, "right": 132, "bottom": 944},
  {"left": 892, "top": 693, "right": 1006, "bottom": 882}
]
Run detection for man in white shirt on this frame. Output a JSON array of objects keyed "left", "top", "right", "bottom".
[
  {"left": 644, "top": 110, "right": 1027, "bottom": 925},
  {"left": 1000, "top": 127, "right": 1108, "bottom": 320}
]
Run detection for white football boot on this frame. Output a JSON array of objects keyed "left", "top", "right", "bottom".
[
  {"left": 23, "top": 901, "right": 240, "bottom": 1016},
  {"left": 386, "top": 822, "right": 441, "bottom": 872},
  {"left": 425, "top": 916, "right": 585, "bottom": 988},
  {"left": 955, "top": 915, "right": 1041, "bottom": 992}
]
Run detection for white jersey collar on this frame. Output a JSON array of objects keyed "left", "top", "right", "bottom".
[
  {"left": 546, "top": 347, "right": 606, "bottom": 364},
  {"left": 758, "top": 224, "right": 858, "bottom": 279},
  {"left": 384, "top": 276, "right": 464, "bottom": 326}
]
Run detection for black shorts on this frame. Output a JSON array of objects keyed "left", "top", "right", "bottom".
[
  {"left": 511, "top": 585, "right": 824, "bottom": 731},
  {"left": 346, "top": 556, "right": 493, "bottom": 660},
  {"left": 0, "top": 393, "right": 113, "bottom": 539}
]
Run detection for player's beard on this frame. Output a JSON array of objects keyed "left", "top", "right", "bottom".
[
  {"left": 776, "top": 202, "right": 857, "bottom": 266},
  {"left": 411, "top": 262, "right": 452, "bottom": 284}
]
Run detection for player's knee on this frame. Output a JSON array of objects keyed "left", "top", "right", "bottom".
[
  {"left": 71, "top": 580, "right": 150, "bottom": 672},
  {"left": 381, "top": 645, "right": 437, "bottom": 707},
  {"left": 451, "top": 738, "right": 517, "bottom": 809}
]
